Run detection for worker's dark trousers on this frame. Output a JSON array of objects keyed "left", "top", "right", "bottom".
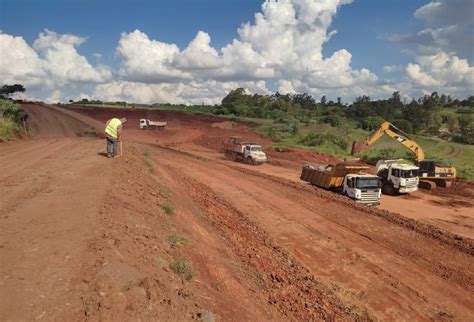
[{"left": 106, "top": 136, "right": 118, "bottom": 157}]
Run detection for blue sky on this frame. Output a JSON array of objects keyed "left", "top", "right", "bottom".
[{"left": 1, "top": 0, "right": 472, "bottom": 103}]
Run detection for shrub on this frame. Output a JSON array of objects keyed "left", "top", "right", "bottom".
[
  {"left": 323, "top": 115, "right": 343, "bottom": 127},
  {"left": 392, "top": 119, "right": 413, "bottom": 134},
  {"left": 299, "top": 133, "right": 325, "bottom": 146},
  {"left": 359, "top": 116, "right": 385, "bottom": 131},
  {"left": 168, "top": 233, "right": 188, "bottom": 246},
  {"left": 0, "top": 118, "right": 20, "bottom": 141},
  {"left": 170, "top": 259, "right": 195, "bottom": 281},
  {"left": 0, "top": 99, "right": 21, "bottom": 120},
  {"left": 298, "top": 133, "right": 349, "bottom": 151},
  {"left": 361, "top": 148, "right": 397, "bottom": 165},
  {"left": 0, "top": 100, "right": 22, "bottom": 141},
  {"left": 161, "top": 202, "right": 174, "bottom": 216}
]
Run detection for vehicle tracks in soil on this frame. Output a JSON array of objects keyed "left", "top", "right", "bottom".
[{"left": 145, "top": 143, "right": 474, "bottom": 320}]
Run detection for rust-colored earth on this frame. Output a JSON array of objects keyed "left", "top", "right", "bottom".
[{"left": 1, "top": 103, "right": 473, "bottom": 321}]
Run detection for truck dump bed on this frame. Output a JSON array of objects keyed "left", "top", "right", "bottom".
[
  {"left": 301, "top": 163, "right": 370, "bottom": 189},
  {"left": 148, "top": 121, "right": 167, "bottom": 127},
  {"left": 221, "top": 142, "right": 244, "bottom": 153}
]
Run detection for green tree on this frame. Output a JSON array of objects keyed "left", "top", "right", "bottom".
[
  {"left": 456, "top": 115, "right": 474, "bottom": 144},
  {"left": 320, "top": 95, "right": 327, "bottom": 105},
  {"left": 0, "top": 84, "right": 25, "bottom": 98},
  {"left": 402, "top": 99, "right": 425, "bottom": 133},
  {"left": 393, "top": 119, "right": 413, "bottom": 134}
]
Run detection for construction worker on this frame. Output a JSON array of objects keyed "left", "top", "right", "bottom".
[{"left": 105, "top": 117, "right": 127, "bottom": 158}]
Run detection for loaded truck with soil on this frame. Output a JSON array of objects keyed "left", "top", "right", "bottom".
[
  {"left": 301, "top": 163, "right": 382, "bottom": 206},
  {"left": 375, "top": 160, "right": 419, "bottom": 195},
  {"left": 221, "top": 136, "right": 268, "bottom": 165},
  {"left": 140, "top": 119, "right": 167, "bottom": 130}
]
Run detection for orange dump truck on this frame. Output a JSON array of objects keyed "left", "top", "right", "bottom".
[{"left": 301, "top": 163, "right": 382, "bottom": 206}]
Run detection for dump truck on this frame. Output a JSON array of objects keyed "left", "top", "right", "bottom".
[
  {"left": 221, "top": 136, "right": 268, "bottom": 164},
  {"left": 300, "top": 163, "right": 381, "bottom": 206},
  {"left": 375, "top": 160, "right": 419, "bottom": 195},
  {"left": 139, "top": 119, "right": 167, "bottom": 130}
]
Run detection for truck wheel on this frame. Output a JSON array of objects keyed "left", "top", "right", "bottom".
[
  {"left": 382, "top": 184, "right": 395, "bottom": 196},
  {"left": 246, "top": 156, "right": 253, "bottom": 164}
]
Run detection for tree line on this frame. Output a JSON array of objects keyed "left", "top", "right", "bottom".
[{"left": 214, "top": 88, "right": 474, "bottom": 144}]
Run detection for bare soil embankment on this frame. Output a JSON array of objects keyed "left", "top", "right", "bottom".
[{"left": 1, "top": 104, "right": 473, "bottom": 320}]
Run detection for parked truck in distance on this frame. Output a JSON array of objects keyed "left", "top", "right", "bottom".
[
  {"left": 375, "top": 160, "right": 419, "bottom": 195},
  {"left": 140, "top": 119, "right": 167, "bottom": 130},
  {"left": 300, "top": 163, "right": 381, "bottom": 206},
  {"left": 221, "top": 136, "right": 268, "bottom": 165}
]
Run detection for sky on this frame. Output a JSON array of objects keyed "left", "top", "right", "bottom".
[{"left": 1, "top": 0, "right": 473, "bottom": 104}]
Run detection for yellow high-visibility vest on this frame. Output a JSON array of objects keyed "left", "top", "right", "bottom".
[{"left": 105, "top": 118, "right": 122, "bottom": 138}]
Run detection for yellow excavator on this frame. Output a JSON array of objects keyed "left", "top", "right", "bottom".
[{"left": 351, "top": 121, "right": 456, "bottom": 189}]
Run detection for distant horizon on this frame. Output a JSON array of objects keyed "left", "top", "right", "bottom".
[{"left": 1, "top": 0, "right": 473, "bottom": 104}]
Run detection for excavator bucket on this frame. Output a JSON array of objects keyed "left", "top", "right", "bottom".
[{"left": 351, "top": 141, "right": 366, "bottom": 155}]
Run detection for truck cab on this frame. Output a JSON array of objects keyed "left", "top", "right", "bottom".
[
  {"left": 243, "top": 144, "right": 267, "bottom": 164},
  {"left": 376, "top": 160, "right": 419, "bottom": 195},
  {"left": 139, "top": 119, "right": 150, "bottom": 129},
  {"left": 342, "top": 174, "right": 381, "bottom": 206}
]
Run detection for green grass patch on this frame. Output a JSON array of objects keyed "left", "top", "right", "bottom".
[
  {"left": 257, "top": 119, "right": 473, "bottom": 180},
  {"left": 170, "top": 259, "right": 195, "bottom": 281},
  {"left": 161, "top": 201, "right": 174, "bottom": 216},
  {"left": 168, "top": 233, "right": 188, "bottom": 246},
  {"left": 143, "top": 150, "right": 151, "bottom": 158},
  {"left": 159, "top": 184, "right": 172, "bottom": 199},
  {"left": 144, "top": 159, "right": 154, "bottom": 174},
  {"left": 0, "top": 118, "right": 20, "bottom": 141}
]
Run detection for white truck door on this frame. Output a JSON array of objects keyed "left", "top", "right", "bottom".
[
  {"left": 244, "top": 145, "right": 251, "bottom": 158},
  {"left": 345, "top": 177, "right": 356, "bottom": 198}
]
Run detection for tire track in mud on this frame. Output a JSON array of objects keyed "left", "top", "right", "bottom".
[
  {"left": 157, "top": 161, "right": 369, "bottom": 321},
  {"left": 152, "top": 143, "right": 474, "bottom": 319},
  {"left": 157, "top": 144, "right": 474, "bottom": 256}
]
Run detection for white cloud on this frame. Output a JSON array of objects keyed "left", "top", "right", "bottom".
[
  {"left": 45, "top": 89, "right": 62, "bottom": 104},
  {"left": 0, "top": 33, "right": 46, "bottom": 88},
  {"left": 112, "top": 0, "right": 385, "bottom": 101},
  {"left": 174, "top": 31, "right": 220, "bottom": 70},
  {"left": 395, "top": 0, "right": 474, "bottom": 97},
  {"left": 392, "top": 0, "right": 474, "bottom": 61},
  {"left": 92, "top": 80, "right": 269, "bottom": 105},
  {"left": 383, "top": 65, "right": 402, "bottom": 73},
  {"left": 0, "top": 30, "right": 111, "bottom": 102},
  {"left": 33, "top": 29, "right": 112, "bottom": 84},
  {"left": 406, "top": 52, "right": 474, "bottom": 90},
  {"left": 117, "top": 29, "right": 192, "bottom": 82},
  {"left": 3, "top": 0, "right": 472, "bottom": 104}
]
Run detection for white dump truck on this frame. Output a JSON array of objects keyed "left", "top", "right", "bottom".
[
  {"left": 300, "top": 163, "right": 382, "bottom": 206},
  {"left": 139, "top": 119, "right": 167, "bottom": 130},
  {"left": 375, "top": 160, "right": 419, "bottom": 195},
  {"left": 221, "top": 136, "right": 268, "bottom": 165}
]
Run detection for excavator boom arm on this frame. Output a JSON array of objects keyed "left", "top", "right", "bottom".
[{"left": 352, "top": 122, "right": 425, "bottom": 160}]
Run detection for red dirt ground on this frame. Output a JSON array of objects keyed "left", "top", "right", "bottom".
[{"left": 1, "top": 103, "right": 473, "bottom": 321}]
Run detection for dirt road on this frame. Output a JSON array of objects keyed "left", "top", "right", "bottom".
[{"left": 1, "top": 104, "right": 473, "bottom": 321}]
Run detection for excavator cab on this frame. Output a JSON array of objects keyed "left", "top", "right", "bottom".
[{"left": 417, "top": 160, "right": 437, "bottom": 178}]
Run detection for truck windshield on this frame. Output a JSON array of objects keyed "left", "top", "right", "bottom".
[
  {"left": 251, "top": 147, "right": 261, "bottom": 151},
  {"left": 356, "top": 178, "right": 381, "bottom": 189},
  {"left": 401, "top": 170, "right": 417, "bottom": 178}
]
